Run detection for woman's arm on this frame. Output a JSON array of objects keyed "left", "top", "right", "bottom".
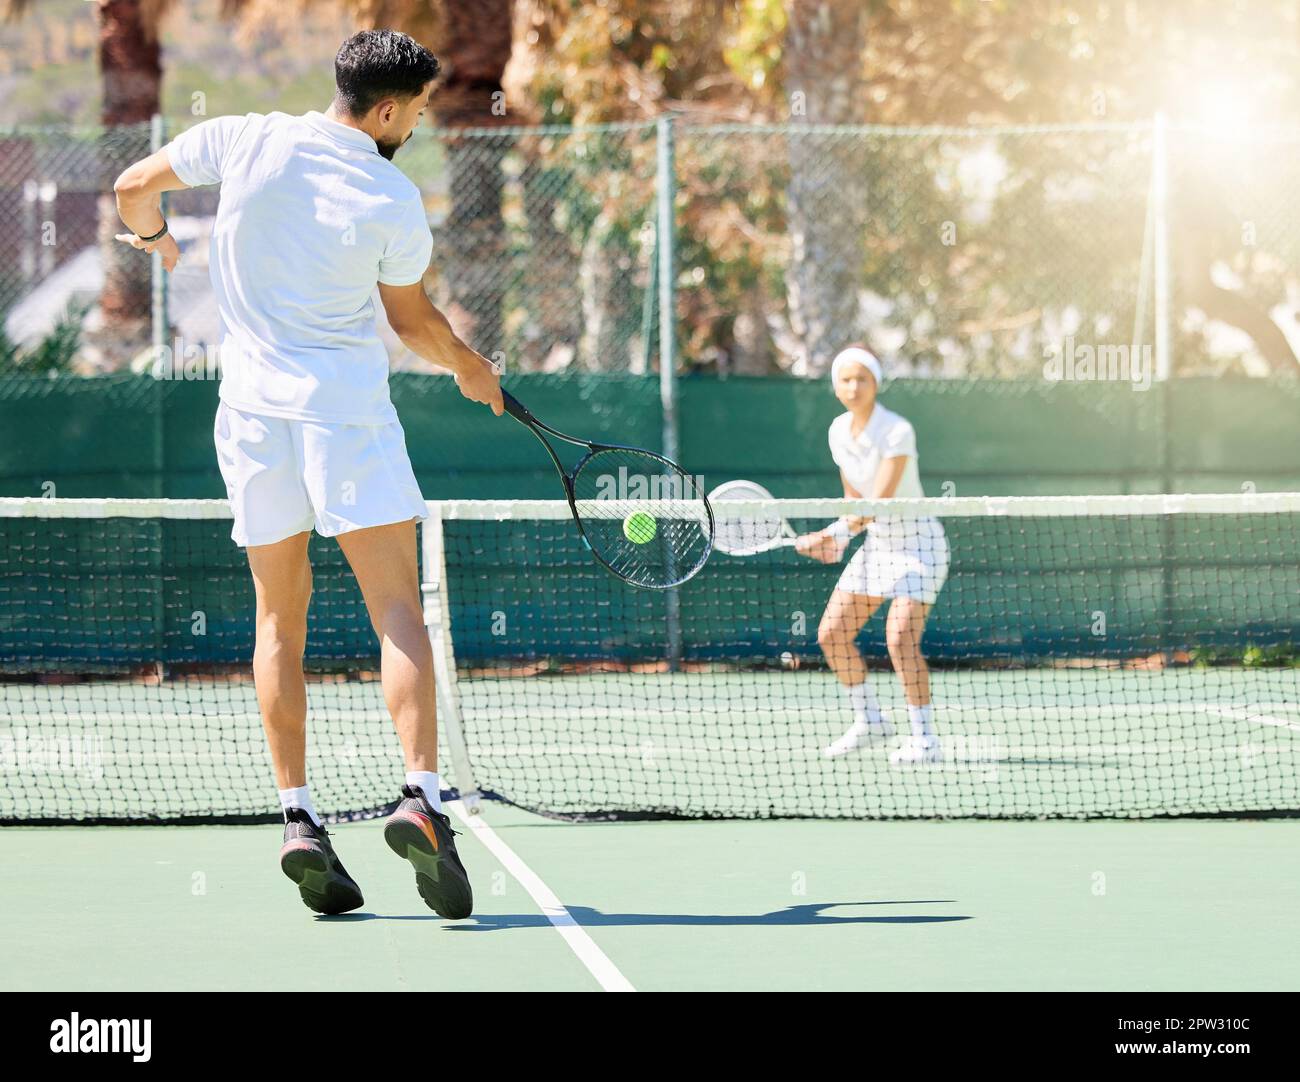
[{"left": 795, "top": 461, "right": 908, "bottom": 563}]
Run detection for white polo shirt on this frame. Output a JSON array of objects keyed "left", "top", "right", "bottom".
[
  {"left": 829, "top": 404, "right": 934, "bottom": 546},
  {"left": 165, "top": 110, "right": 434, "bottom": 425}
]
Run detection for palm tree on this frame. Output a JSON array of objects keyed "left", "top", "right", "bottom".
[
  {"left": 378, "top": 1, "right": 515, "bottom": 360},
  {"left": 4, "top": 0, "right": 516, "bottom": 369},
  {"left": 3, "top": 0, "right": 172, "bottom": 367},
  {"left": 782, "top": 0, "right": 871, "bottom": 375}
]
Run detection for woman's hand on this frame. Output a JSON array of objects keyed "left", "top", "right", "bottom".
[{"left": 795, "top": 532, "right": 846, "bottom": 564}]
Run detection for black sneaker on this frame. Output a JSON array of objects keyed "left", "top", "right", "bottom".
[
  {"left": 279, "top": 807, "right": 365, "bottom": 915},
  {"left": 384, "top": 785, "right": 473, "bottom": 919}
]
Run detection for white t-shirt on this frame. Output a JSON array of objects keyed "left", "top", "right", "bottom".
[
  {"left": 828, "top": 405, "right": 936, "bottom": 547},
  {"left": 165, "top": 111, "right": 433, "bottom": 425}
]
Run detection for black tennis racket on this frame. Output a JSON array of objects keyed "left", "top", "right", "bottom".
[{"left": 502, "top": 389, "right": 714, "bottom": 589}]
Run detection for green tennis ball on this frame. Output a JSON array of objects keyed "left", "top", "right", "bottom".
[{"left": 623, "top": 511, "right": 658, "bottom": 544}]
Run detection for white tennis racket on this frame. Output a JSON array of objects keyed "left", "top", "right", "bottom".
[{"left": 707, "top": 480, "right": 802, "bottom": 557}]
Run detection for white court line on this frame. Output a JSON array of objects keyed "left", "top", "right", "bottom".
[
  {"left": 1205, "top": 706, "right": 1300, "bottom": 734},
  {"left": 445, "top": 799, "right": 636, "bottom": 993}
]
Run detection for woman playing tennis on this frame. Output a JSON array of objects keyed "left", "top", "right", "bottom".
[{"left": 795, "top": 346, "right": 950, "bottom": 765}]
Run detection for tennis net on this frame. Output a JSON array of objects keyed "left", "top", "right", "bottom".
[{"left": 2, "top": 494, "right": 1298, "bottom": 823}]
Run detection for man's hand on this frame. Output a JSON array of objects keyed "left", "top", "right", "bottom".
[
  {"left": 115, "top": 231, "right": 181, "bottom": 273},
  {"left": 112, "top": 149, "right": 189, "bottom": 272},
  {"left": 794, "top": 532, "right": 847, "bottom": 564},
  {"left": 453, "top": 350, "right": 504, "bottom": 416}
]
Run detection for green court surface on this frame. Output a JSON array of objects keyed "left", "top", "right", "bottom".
[{"left": 2, "top": 809, "right": 1297, "bottom": 991}]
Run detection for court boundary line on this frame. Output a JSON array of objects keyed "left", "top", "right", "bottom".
[
  {"left": 446, "top": 799, "right": 636, "bottom": 992},
  {"left": 1206, "top": 706, "right": 1300, "bottom": 734}
]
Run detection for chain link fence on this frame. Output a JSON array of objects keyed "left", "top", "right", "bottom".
[
  {"left": 676, "top": 122, "right": 1157, "bottom": 379},
  {"left": 1, "top": 117, "right": 1298, "bottom": 380}
]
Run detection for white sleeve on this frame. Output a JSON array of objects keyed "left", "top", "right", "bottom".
[
  {"left": 164, "top": 114, "right": 251, "bottom": 187},
  {"left": 883, "top": 418, "right": 917, "bottom": 458},
  {"left": 378, "top": 194, "right": 434, "bottom": 286},
  {"left": 827, "top": 422, "right": 845, "bottom": 470}
]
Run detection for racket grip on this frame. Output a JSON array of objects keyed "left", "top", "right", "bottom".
[{"left": 501, "top": 389, "right": 533, "bottom": 424}]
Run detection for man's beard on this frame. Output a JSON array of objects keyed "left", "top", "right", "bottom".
[{"left": 376, "top": 130, "right": 411, "bottom": 161}]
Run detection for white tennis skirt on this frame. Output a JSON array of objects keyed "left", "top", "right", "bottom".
[
  {"left": 835, "top": 518, "right": 950, "bottom": 604},
  {"left": 214, "top": 401, "right": 428, "bottom": 548}
]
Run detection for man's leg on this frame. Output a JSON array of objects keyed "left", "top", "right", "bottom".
[
  {"left": 246, "top": 531, "right": 313, "bottom": 795},
  {"left": 335, "top": 518, "right": 473, "bottom": 920},
  {"left": 333, "top": 519, "right": 436, "bottom": 775},
  {"left": 248, "top": 531, "right": 364, "bottom": 915}
]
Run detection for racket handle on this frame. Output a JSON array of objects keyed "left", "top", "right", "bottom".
[{"left": 501, "top": 389, "right": 533, "bottom": 424}]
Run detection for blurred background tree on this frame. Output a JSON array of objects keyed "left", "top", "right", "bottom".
[{"left": 2, "top": 0, "right": 1298, "bottom": 375}]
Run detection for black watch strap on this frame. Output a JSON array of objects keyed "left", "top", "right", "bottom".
[{"left": 138, "top": 221, "right": 169, "bottom": 243}]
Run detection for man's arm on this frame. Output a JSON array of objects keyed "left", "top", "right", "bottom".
[
  {"left": 113, "top": 150, "right": 190, "bottom": 272},
  {"left": 378, "top": 281, "right": 504, "bottom": 415}
]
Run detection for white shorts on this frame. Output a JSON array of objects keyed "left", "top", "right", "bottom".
[
  {"left": 214, "top": 401, "right": 428, "bottom": 548},
  {"left": 836, "top": 519, "right": 950, "bottom": 604}
]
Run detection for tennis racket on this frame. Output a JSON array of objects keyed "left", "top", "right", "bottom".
[
  {"left": 502, "top": 390, "right": 714, "bottom": 589},
  {"left": 708, "top": 479, "right": 802, "bottom": 556}
]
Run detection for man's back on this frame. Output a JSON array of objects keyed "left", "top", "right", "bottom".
[{"left": 166, "top": 109, "right": 432, "bottom": 424}]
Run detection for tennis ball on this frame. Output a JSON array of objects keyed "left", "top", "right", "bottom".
[{"left": 623, "top": 511, "right": 658, "bottom": 544}]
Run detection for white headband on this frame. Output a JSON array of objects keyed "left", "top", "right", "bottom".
[{"left": 830, "top": 346, "right": 883, "bottom": 388}]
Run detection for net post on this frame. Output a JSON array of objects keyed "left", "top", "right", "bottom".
[
  {"left": 656, "top": 113, "right": 684, "bottom": 668},
  {"left": 420, "top": 503, "right": 481, "bottom": 812}
]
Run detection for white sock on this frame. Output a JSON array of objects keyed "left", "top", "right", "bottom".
[
  {"left": 848, "top": 682, "right": 885, "bottom": 728},
  {"left": 908, "top": 704, "right": 935, "bottom": 740},
  {"left": 278, "top": 785, "right": 321, "bottom": 828},
  {"left": 406, "top": 770, "right": 443, "bottom": 813}
]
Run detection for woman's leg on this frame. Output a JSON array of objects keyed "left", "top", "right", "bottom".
[
  {"left": 818, "top": 589, "right": 882, "bottom": 685},
  {"left": 885, "top": 597, "right": 933, "bottom": 707},
  {"left": 818, "top": 590, "right": 889, "bottom": 756},
  {"left": 885, "top": 597, "right": 941, "bottom": 762}
]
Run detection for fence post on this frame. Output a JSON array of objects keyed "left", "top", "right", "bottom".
[
  {"left": 1152, "top": 112, "right": 1171, "bottom": 385},
  {"left": 149, "top": 114, "right": 168, "bottom": 364},
  {"left": 656, "top": 114, "right": 678, "bottom": 461},
  {"left": 655, "top": 114, "right": 683, "bottom": 667}
]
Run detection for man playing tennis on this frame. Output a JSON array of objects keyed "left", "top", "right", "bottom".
[
  {"left": 796, "top": 346, "right": 949, "bottom": 766},
  {"left": 111, "top": 30, "right": 502, "bottom": 917}
]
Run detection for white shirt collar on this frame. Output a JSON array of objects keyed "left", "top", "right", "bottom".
[{"left": 304, "top": 110, "right": 379, "bottom": 155}]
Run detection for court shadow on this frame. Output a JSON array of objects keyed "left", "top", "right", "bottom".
[
  {"left": 444, "top": 900, "right": 971, "bottom": 931},
  {"left": 315, "top": 912, "right": 443, "bottom": 922}
]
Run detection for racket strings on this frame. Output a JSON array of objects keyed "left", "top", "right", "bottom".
[
  {"left": 571, "top": 448, "right": 712, "bottom": 589},
  {"left": 709, "top": 480, "right": 796, "bottom": 557}
]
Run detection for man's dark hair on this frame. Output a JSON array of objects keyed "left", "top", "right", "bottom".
[{"left": 334, "top": 30, "right": 441, "bottom": 118}]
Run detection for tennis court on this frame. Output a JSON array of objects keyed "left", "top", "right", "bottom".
[
  {"left": 2, "top": 495, "right": 1297, "bottom": 992},
  {"left": 4, "top": 809, "right": 1297, "bottom": 991},
  {"left": 6, "top": 0, "right": 1300, "bottom": 1037}
]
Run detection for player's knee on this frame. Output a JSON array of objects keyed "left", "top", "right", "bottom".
[
  {"left": 255, "top": 612, "right": 308, "bottom": 653},
  {"left": 817, "top": 621, "right": 847, "bottom": 652},
  {"left": 885, "top": 621, "right": 915, "bottom": 655},
  {"left": 371, "top": 596, "right": 426, "bottom": 641}
]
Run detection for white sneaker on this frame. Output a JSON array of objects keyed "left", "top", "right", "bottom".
[
  {"left": 889, "top": 735, "right": 942, "bottom": 766},
  {"left": 823, "top": 718, "right": 894, "bottom": 758}
]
